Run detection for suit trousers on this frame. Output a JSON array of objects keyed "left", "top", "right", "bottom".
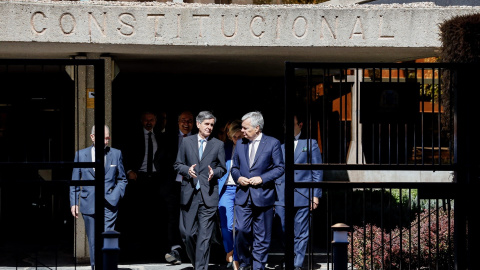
[
  {"left": 83, "top": 202, "right": 118, "bottom": 266},
  {"left": 180, "top": 189, "right": 217, "bottom": 270},
  {"left": 218, "top": 185, "right": 238, "bottom": 261},
  {"left": 235, "top": 196, "right": 274, "bottom": 270},
  {"left": 274, "top": 205, "right": 310, "bottom": 268},
  {"left": 122, "top": 172, "right": 181, "bottom": 254}
]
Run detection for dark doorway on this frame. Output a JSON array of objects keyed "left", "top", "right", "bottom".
[
  {"left": 0, "top": 67, "right": 75, "bottom": 267},
  {"left": 112, "top": 73, "right": 286, "bottom": 146}
]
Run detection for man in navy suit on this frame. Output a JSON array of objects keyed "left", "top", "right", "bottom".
[
  {"left": 274, "top": 114, "right": 323, "bottom": 270},
  {"left": 231, "top": 111, "right": 284, "bottom": 270},
  {"left": 174, "top": 111, "right": 226, "bottom": 270},
  {"left": 70, "top": 125, "right": 128, "bottom": 269}
]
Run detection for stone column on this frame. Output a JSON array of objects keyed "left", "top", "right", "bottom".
[
  {"left": 68, "top": 54, "right": 116, "bottom": 263},
  {"left": 346, "top": 68, "right": 363, "bottom": 165}
]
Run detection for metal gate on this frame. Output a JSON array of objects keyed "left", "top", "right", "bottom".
[
  {"left": 0, "top": 59, "right": 106, "bottom": 269},
  {"left": 283, "top": 62, "right": 479, "bottom": 270}
]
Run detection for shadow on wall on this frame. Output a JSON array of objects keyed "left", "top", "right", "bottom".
[{"left": 325, "top": 170, "right": 350, "bottom": 181}]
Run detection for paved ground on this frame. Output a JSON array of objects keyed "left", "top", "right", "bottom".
[
  {"left": 0, "top": 250, "right": 327, "bottom": 270},
  {"left": 0, "top": 233, "right": 327, "bottom": 270}
]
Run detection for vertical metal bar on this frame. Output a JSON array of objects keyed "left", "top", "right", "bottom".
[
  {"left": 338, "top": 69, "right": 343, "bottom": 163},
  {"left": 74, "top": 63, "right": 79, "bottom": 270},
  {"left": 379, "top": 123, "right": 382, "bottom": 164},
  {"left": 349, "top": 188, "right": 354, "bottom": 270},
  {"left": 436, "top": 68, "right": 442, "bottom": 165},
  {"left": 362, "top": 188, "right": 366, "bottom": 268},
  {"left": 324, "top": 68, "right": 329, "bottom": 164},
  {"left": 436, "top": 199, "right": 440, "bottom": 270},
  {"left": 388, "top": 121, "right": 391, "bottom": 165},
  {"left": 448, "top": 199, "right": 452, "bottom": 269},
  {"left": 431, "top": 68, "right": 435, "bottom": 165},
  {"left": 343, "top": 69, "right": 348, "bottom": 163},
  {"left": 284, "top": 62, "right": 295, "bottom": 270},
  {"left": 381, "top": 188, "right": 385, "bottom": 269},
  {"left": 437, "top": 68, "right": 443, "bottom": 165},
  {"left": 94, "top": 59, "right": 106, "bottom": 270},
  {"left": 417, "top": 194, "right": 421, "bottom": 270},
  {"left": 428, "top": 199, "right": 432, "bottom": 268},
  {"left": 421, "top": 67, "right": 425, "bottom": 165},
  {"left": 356, "top": 68, "right": 361, "bottom": 165},
  {"left": 408, "top": 189, "right": 412, "bottom": 269},
  {"left": 388, "top": 187, "right": 392, "bottom": 269},
  {"left": 327, "top": 189, "right": 331, "bottom": 270},
  {"left": 399, "top": 188, "right": 403, "bottom": 269}
]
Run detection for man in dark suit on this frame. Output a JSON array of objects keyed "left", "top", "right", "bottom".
[
  {"left": 164, "top": 110, "right": 195, "bottom": 264},
  {"left": 174, "top": 111, "right": 226, "bottom": 270},
  {"left": 123, "top": 111, "right": 182, "bottom": 262},
  {"left": 231, "top": 111, "right": 284, "bottom": 270},
  {"left": 70, "top": 125, "right": 128, "bottom": 269},
  {"left": 274, "top": 114, "right": 323, "bottom": 270}
]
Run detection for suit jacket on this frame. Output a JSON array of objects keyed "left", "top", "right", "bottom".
[
  {"left": 165, "top": 130, "right": 195, "bottom": 181},
  {"left": 69, "top": 146, "right": 128, "bottom": 215},
  {"left": 231, "top": 134, "right": 284, "bottom": 207},
  {"left": 124, "top": 128, "right": 165, "bottom": 175},
  {"left": 174, "top": 135, "right": 226, "bottom": 207},
  {"left": 218, "top": 140, "right": 234, "bottom": 196},
  {"left": 275, "top": 139, "right": 323, "bottom": 207}
]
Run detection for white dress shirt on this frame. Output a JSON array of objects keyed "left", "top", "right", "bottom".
[{"left": 248, "top": 133, "right": 263, "bottom": 158}]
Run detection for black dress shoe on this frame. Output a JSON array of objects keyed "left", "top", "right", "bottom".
[
  {"left": 239, "top": 266, "right": 252, "bottom": 270},
  {"left": 165, "top": 249, "right": 182, "bottom": 265},
  {"left": 226, "top": 261, "right": 233, "bottom": 269},
  {"left": 294, "top": 267, "right": 302, "bottom": 270}
]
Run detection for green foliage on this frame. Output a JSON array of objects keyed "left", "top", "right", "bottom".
[{"left": 421, "top": 83, "right": 440, "bottom": 101}]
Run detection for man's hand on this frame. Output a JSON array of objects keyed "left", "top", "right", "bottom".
[
  {"left": 127, "top": 171, "right": 137, "bottom": 181},
  {"left": 189, "top": 164, "right": 198, "bottom": 178},
  {"left": 249, "top": 176, "right": 263, "bottom": 186},
  {"left": 71, "top": 205, "right": 79, "bottom": 218},
  {"left": 238, "top": 176, "right": 250, "bottom": 186},
  {"left": 310, "top": 197, "right": 319, "bottom": 211},
  {"left": 208, "top": 165, "right": 214, "bottom": 181}
]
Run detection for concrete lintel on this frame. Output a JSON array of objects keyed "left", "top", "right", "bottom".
[{"left": 1, "top": 1, "right": 480, "bottom": 49}]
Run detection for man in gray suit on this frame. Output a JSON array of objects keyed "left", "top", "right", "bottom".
[{"left": 174, "top": 111, "right": 227, "bottom": 270}]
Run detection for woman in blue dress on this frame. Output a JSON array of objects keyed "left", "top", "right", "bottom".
[{"left": 218, "top": 120, "right": 243, "bottom": 270}]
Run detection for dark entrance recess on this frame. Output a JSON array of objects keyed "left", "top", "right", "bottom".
[
  {"left": 111, "top": 72, "right": 286, "bottom": 263},
  {"left": 112, "top": 73, "right": 286, "bottom": 148},
  {"left": 0, "top": 65, "right": 76, "bottom": 267}
]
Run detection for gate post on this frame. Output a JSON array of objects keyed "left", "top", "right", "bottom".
[
  {"left": 331, "top": 223, "right": 349, "bottom": 270},
  {"left": 68, "top": 54, "right": 116, "bottom": 266}
]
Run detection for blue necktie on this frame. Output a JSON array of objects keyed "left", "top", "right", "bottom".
[{"left": 196, "top": 139, "right": 205, "bottom": 190}]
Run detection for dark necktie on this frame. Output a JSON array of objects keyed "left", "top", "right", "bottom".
[{"left": 147, "top": 132, "right": 153, "bottom": 174}]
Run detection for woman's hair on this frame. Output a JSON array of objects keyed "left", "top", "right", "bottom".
[{"left": 227, "top": 119, "right": 243, "bottom": 140}]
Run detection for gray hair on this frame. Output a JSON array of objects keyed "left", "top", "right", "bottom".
[
  {"left": 242, "top": 111, "right": 264, "bottom": 131},
  {"left": 91, "top": 125, "right": 110, "bottom": 135},
  {"left": 196, "top": 111, "right": 216, "bottom": 124}
]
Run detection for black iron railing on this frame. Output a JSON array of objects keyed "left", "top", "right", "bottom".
[
  {"left": 0, "top": 59, "right": 105, "bottom": 269},
  {"left": 283, "top": 62, "right": 477, "bottom": 270}
]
